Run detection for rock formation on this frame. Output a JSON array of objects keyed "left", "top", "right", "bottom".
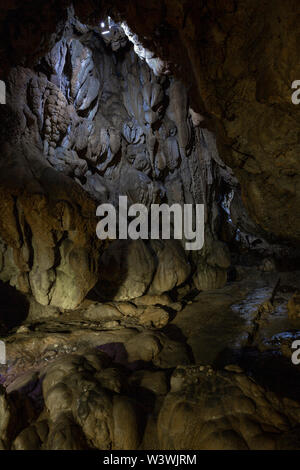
[
  {"left": 0, "top": 12, "right": 233, "bottom": 308},
  {"left": 0, "top": 0, "right": 299, "bottom": 451}
]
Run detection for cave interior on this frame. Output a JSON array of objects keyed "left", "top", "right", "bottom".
[{"left": 0, "top": 2, "right": 300, "bottom": 451}]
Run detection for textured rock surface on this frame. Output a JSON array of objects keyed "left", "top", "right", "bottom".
[
  {"left": 115, "top": 0, "right": 300, "bottom": 243},
  {"left": 158, "top": 365, "right": 300, "bottom": 450},
  {"left": 0, "top": 9, "right": 232, "bottom": 307},
  {"left": 0, "top": 0, "right": 300, "bottom": 452},
  {"left": 2, "top": 347, "right": 300, "bottom": 449},
  {"left": 96, "top": 240, "right": 156, "bottom": 301},
  {"left": 1, "top": 1, "right": 299, "bottom": 310},
  {"left": 0, "top": 385, "right": 14, "bottom": 449},
  {"left": 287, "top": 293, "right": 300, "bottom": 319},
  {"left": 0, "top": 0, "right": 299, "bottom": 243},
  {"left": 0, "top": 268, "right": 300, "bottom": 450}
]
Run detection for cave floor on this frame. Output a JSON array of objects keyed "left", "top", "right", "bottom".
[
  {"left": 1, "top": 267, "right": 300, "bottom": 388},
  {"left": 1, "top": 267, "right": 300, "bottom": 450},
  {"left": 170, "top": 268, "right": 300, "bottom": 366}
]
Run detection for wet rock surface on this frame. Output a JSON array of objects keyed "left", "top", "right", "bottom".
[{"left": 0, "top": 269, "right": 300, "bottom": 449}]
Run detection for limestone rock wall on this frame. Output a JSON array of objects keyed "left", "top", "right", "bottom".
[
  {"left": 0, "top": 14, "right": 232, "bottom": 308},
  {"left": 1, "top": 0, "right": 298, "bottom": 243},
  {"left": 1, "top": 1, "right": 299, "bottom": 310}
]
